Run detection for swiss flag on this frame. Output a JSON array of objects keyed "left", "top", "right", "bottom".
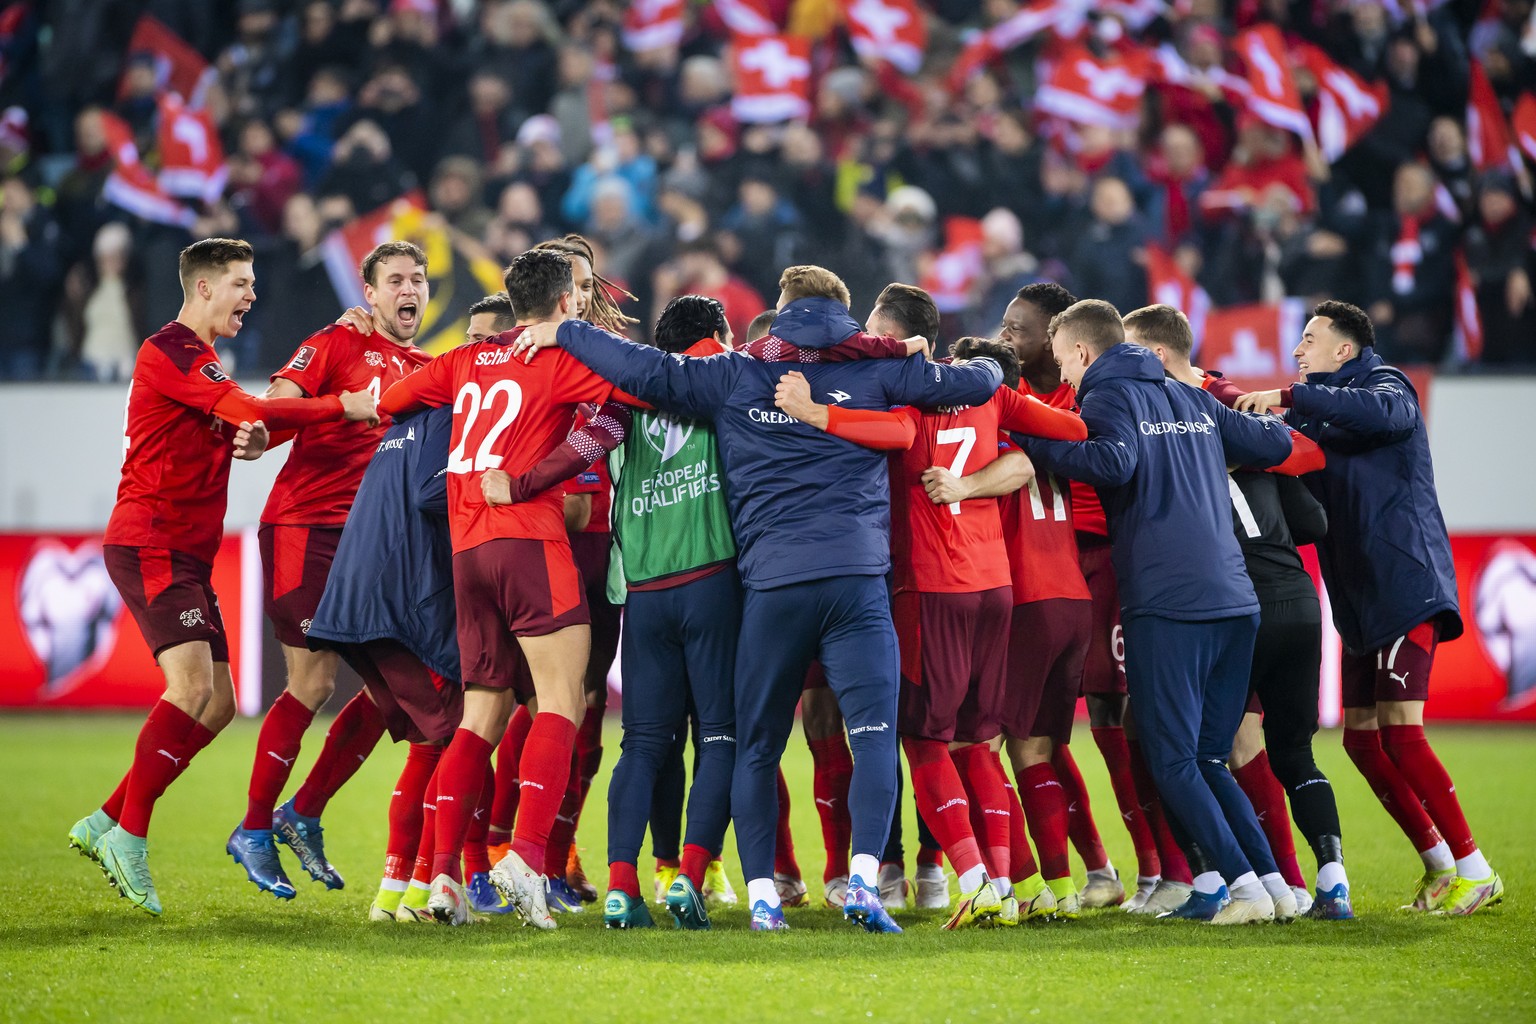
[
  {"left": 118, "top": 13, "right": 215, "bottom": 107},
  {"left": 1196, "top": 300, "right": 1308, "bottom": 392},
  {"left": 948, "top": 0, "right": 1084, "bottom": 91},
  {"left": 1298, "top": 43, "right": 1387, "bottom": 161},
  {"left": 731, "top": 34, "right": 812, "bottom": 123},
  {"left": 1514, "top": 92, "right": 1536, "bottom": 166},
  {"left": 98, "top": 111, "right": 195, "bottom": 227},
  {"left": 846, "top": 0, "right": 928, "bottom": 75},
  {"left": 622, "top": 0, "right": 686, "bottom": 51},
  {"left": 156, "top": 94, "right": 227, "bottom": 204},
  {"left": 1453, "top": 251, "right": 1483, "bottom": 362},
  {"left": 1234, "top": 25, "right": 1312, "bottom": 141},
  {"left": 918, "top": 217, "right": 985, "bottom": 314},
  {"left": 1467, "top": 60, "right": 1520, "bottom": 173},
  {"left": 715, "top": 0, "right": 778, "bottom": 35},
  {"left": 1145, "top": 245, "right": 1211, "bottom": 345},
  {"left": 1034, "top": 43, "right": 1150, "bottom": 131}
]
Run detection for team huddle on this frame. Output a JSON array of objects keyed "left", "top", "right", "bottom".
[{"left": 67, "top": 230, "right": 1503, "bottom": 932}]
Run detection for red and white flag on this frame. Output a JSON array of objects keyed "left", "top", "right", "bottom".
[
  {"left": 1453, "top": 251, "right": 1483, "bottom": 362},
  {"left": 947, "top": 0, "right": 1082, "bottom": 91},
  {"left": 731, "top": 34, "right": 812, "bottom": 123},
  {"left": 118, "top": 13, "right": 215, "bottom": 107},
  {"left": 1145, "top": 244, "right": 1211, "bottom": 345},
  {"left": 1467, "top": 60, "right": 1521, "bottom": 173},
  {"left": 716, "top": 0, "right": 778, "bottom": 35},
  {"left": 1234, "top": 25, "right": 1312, "bottom": 141},
  {"left": 621, "top": 0, "right": 686, "bottom": 51},
  {"left": 156, "top": 93, "right": 226, "bottom": 204},
  {"left": 1034, "top": 44, "right": 1149, "bottom": 131},
  {"left": 918, "top": 217, "right": 986, "bottom": 314},
  {"left": 846, "top": 0, "right": 928, "bottom": 75},
  {"left": 1197, "top": 299, "right": 1308, "bottom": 391},
  {"left": 1513, "top": 91, "right": 1536, "bottom": 166},
  {"left": 1299, "top": 43, "right": 1387, "bottom": 161},
  {"left": 98, "top": 111, "right": 195, "bottom": 227}
]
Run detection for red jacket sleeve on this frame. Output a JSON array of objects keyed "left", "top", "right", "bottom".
[
  {"left": 211, "top": 390, "right": 344, "bottom": 430},
  {"left": 513, "top": 402, "right": 633, "bottom": 501},
  {"left": 1262, "top": 429, "right": 1326, "bottom": 476},
  {"left": 380, "top": 352, "right": 454, "bottom": 417},
  {"left": 993, "top": 387, "right": 1089, "bottom": 440},
  {"left": 1200, "top": 373, "right": 1246, "bottom": 407},
  {"left": 824, "top": 405, "right": 919, "bottom": 451},
  {"left": 818, "top": 332, "right": 909, "bottom": 361}
]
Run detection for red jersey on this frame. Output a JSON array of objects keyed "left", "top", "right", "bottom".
[
  {"left": 104, "top": 322, "right": 244, "bottom": 565},
  {"left": 1022, "top": 377, "right": 1107, "bottom": 537},
  {"left": 379, "top": 327, "right": 613, "bottom": 554},
  {"left": 261, "top": 324, "right": 432, "bottom": 526},
  {"left": 998, "top": 458, "right": 1090, "bottom": 604}
]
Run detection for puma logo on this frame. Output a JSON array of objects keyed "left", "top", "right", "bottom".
[
  {"left": 266, "top": 751, "right": 296, "bottom": 767},
  {"left": 1390, "top": 671, "right": 1410, "bottom": 688},
  {"left": 815, "top": 798, "right": 837, "bottom": 809},
  {"left": 156, "top": 749, "right": 183, "bottom": 767}
]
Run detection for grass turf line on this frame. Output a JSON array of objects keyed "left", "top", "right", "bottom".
[{"left": 1, "top": 716, "right": 1531, "bottom": 1023}]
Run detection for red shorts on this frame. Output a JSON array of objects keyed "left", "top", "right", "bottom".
[
  {"left": 343, "top": 639, "right": 464, "bottom": 744},
  {"left": 1077, "top": 534, "right": 1126, "bottom": 697},
  {"left": 454, "top": 538, "right": 589, "bottom": 690},
  {"left": 1001, "top": 598, "right": 1092, "bottom": 745},
  {"left": 259, "top": 524, "right": 342, "bottom": 648},
  {"left": 803, "top": 661, "right": 829, "bottom": 691},
  {"left": 897, "top": 587, "right": 1011, "bottom": 744},
  {"left": 1340, "top": 621, "right": 1438, "bottom": 708},
  {"left": 1246, "top": 691, "right": 1263, "bottom": 715},
  {"left": 103, "top": 545, "right": 229, "bottom": 662}
]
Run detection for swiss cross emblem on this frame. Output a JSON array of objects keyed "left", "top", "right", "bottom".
[{"left": 365, "top": 350, "right": 385, "bottom": 368}]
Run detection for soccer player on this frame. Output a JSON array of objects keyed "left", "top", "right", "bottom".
[
  {"left": 1236, "top": 301, "right": 1502, "bottom": 915},
  {"left": 376, "top": 248, "right": 614, "bottom": 928},
  {"left": 1017, "top": 300, "right": 1298, "bottom": 925},
  {"left": 1132, "top": 303, "right": 1349, "bottom": 919},
  {"left": 999, "top": 284, "right": 1182, "bottom": 911},
  {"left": 69, "top": 238, "right": 377, "bottom": 915},
  {"left": 228, "top": 241, "right": 433, "bottom": 900},
  {"left": 509, "top": 264, "right": 1003, "bottom": 932}
]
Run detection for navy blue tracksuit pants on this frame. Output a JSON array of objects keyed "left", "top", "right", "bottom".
[
  {"left": 607, "top": 567, "right": 740, "bottom": 866},
  {"left": 732, "top": 574, "right": 901, "bottom": 884},
  {"left": 1122, "top": 612, "right": 1280, "bottom": 885}
]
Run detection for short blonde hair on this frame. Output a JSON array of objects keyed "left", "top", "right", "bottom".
[
  {"left": 778, "top": 264, "right": 851, "bottom": 308},
  {"left": 1122, "top": 304, "right": 1193, "bottom": 358},
  {"left": 1048, "top": 299, "right": 1124, "bottom": 354}
]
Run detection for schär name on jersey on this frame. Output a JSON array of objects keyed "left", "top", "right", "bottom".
[{"left": 474, "top": 347, "right": 520, "bottom": 366}]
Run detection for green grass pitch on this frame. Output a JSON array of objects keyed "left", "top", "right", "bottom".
[{"left": 1, "top": 715, "right": 1531, "bottom": 1023}]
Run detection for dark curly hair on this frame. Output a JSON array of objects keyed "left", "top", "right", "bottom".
[{"left": 1312, "top": 300, "right": 1375, "bottom": 355}]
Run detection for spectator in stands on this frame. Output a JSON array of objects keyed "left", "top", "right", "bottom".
[
  {"left": 654, "top": 238, "right": 765, "bottom": 343},
  {"left": 317, "top": 118, "right": 414, "bottom": 216},
  {"left": 430, "top": 156, "right": 493, "bottom": 240},
  {"left": 228, "top": 118, "right": 303, "bottom": 237},
  {"left": 447, "top": 71, "right": 520, "bottom": 166},
  {"left": 721, "top": 172, "right": 801, "bottom": 302},
  {"left": 1464, "top": 171, "right": 1536, "bottom": 366},
  {"left": 1365, "top": 162, "right": 1459, "bottom": 364},
  {"left": 73, "top": 221, "right": 139, "bottom": 382},
  {"left": 0, "top": 173, "right": 63, "bottom": 379},
  {"left": 1070, "top": 176, "right": 1150, "bottom": 315},
  {"left": 346, "top": 62, "right": 436, "bottom": 183},
  {"left": 471, "top": 0, "right": 560, "bottom": 117},
  {"left": 965, "top": 207, "right": 1040, "bottom": 338}
]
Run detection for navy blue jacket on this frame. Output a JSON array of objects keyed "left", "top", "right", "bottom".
[
  {"left": 1018, "top": 343, "right": 1292, "bottom": 622},
  {"left": 306, "top": 406, "right": 461, "bottom": 682},
  {"left": 554, "top": 308, "right": 1003, "bottom": 591},
  {"left": 1285, "top": 348, "right": 1462, "bottom": 654}
]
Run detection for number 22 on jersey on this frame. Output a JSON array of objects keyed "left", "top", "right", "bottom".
[{"left": 447, "top": 380, "right": 524, "bottom": 474}]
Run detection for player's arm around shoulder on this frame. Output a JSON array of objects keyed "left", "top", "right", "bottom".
[
  {"left": 1202, "top": 389, "right": 1292, "bottom": 470},
  {"left": 1290, "top": 369, "right": 1419, "bottom": 444},
  {"left": 1017, "top": 382, "right": 1139, "bottom": 489}
]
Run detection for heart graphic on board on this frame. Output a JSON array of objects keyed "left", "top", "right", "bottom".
[{"left": 18, "top": 540, "right": 123, "bottom": 696}]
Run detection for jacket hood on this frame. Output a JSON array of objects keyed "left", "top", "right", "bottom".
[
  {"left": 768, "top": 296, "right": 861, "bottom": 350},
  {"left": 1077, "top": 342, "right": 1166, "bottom": 399}
]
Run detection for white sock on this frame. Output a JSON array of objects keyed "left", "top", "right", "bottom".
[
  {"left": 747, "top": 877, "right": 780, "bottom": 909},
  {"left": 1316, "top": 861, "right": 1348, "bottom": 892},
  {"left": 849, "top": 854, "right": 880, "bottom": 889},
  {"left": 380, "top": 877, "right": 409, "bottom": 893},
  {"left": 1230, "top": 872, "right": 1265, "bottom": 901},
  {"left": 992, "top": 876, "right": 1011, "bottom": 900},
  {"left": 958, "top": 865, "right": 987, "bottom": 894},
  {"left": 1087, "top": 862, "right": 1116, "bottom": 882},
  {"left": 1136, "top": 874, "right": 1160, "bottom": 889},
  {"left": 407, "top": 878, "right": 430, "bottom": 892},
  {"left": 1259, "top": 872, "right": 1290, "bottom": 902},
  {"left": 1419, "top": 840, "right": 1454, "bottom": 872},
  {"left": 1193, "top": 871, "right": 1225, "bottom": 896},
  {"left": 1455, "top": 848, "right": 1492, "bottom": 880}
]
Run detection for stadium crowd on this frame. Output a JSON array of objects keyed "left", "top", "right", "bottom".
[{"left": 1, "top": 0, "right": 1535, "bottom": 381}]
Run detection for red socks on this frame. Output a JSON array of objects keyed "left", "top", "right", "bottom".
[
  {"left": 1343, "top": 727, "right": 1443, "bottom": 853},
  {"left": 386, "top": 743, "right": 441, "bottom": 881},
  {"left": 680, "top": 843, "right": 713, "bottom": 889},
  {"left": 953, "top": 744, "right": 1012, "bottom": 883},
  {"left": 574, "top": 705, "right": 604, "bottom": 814},
  {"left": 462, "top": 760, "right": 496, "bottom": 878},
  {"left": 1018, "top": 761, "right": 1073, "bottom": 880},
  {"left": 119, "top": 699, "right": 201, "bottom": 838},
  {"left": 902, "top": 736, "right": 984, "bottom": 879},
  {"left": 431, "top": 729, "right": 495, "bottom": 882},
  {"left": 244, "top": 691, "right": 315, "bottom": 830},
  {"left": 807, "top": 734, "right": 854, "bottom": 883},
  {"left": 774, "top": 767, "right": 802, "bottom": 878},
  {"left": 1002, "top": 777, "right": 1040, "bottom": 879},
  {"left": 1089, "top": 727, "right": 1153, "bottom": 875},
  {"left": 1380, "top": 725, "right": 1477, "bottom": 859},
  {"left": 292, "top": 692, "right": 386, "bottom": 818},
  {"left": 489, "top": 703, "right": 533, "bottom": 843},
  {"left": 1231, "top": 750, "right": 1306, "bottom": 890},
  {"left": 543, "top": 746, "right": 584, "bottom": 876},
  {"left": 104, "top": 721, "right": 213, "bottom": 822},
  {"left": 511, "top": 713, "right": 577, "bottom": 875},
  {"left": 1126, "top": 737, "right": 1190, "bottom": 883},
  {"left": 609, "top": 859, "right": 640, "bottom": 899},
  {"left": 411, "top": 766, "right": 439, "bottom": 887}
]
